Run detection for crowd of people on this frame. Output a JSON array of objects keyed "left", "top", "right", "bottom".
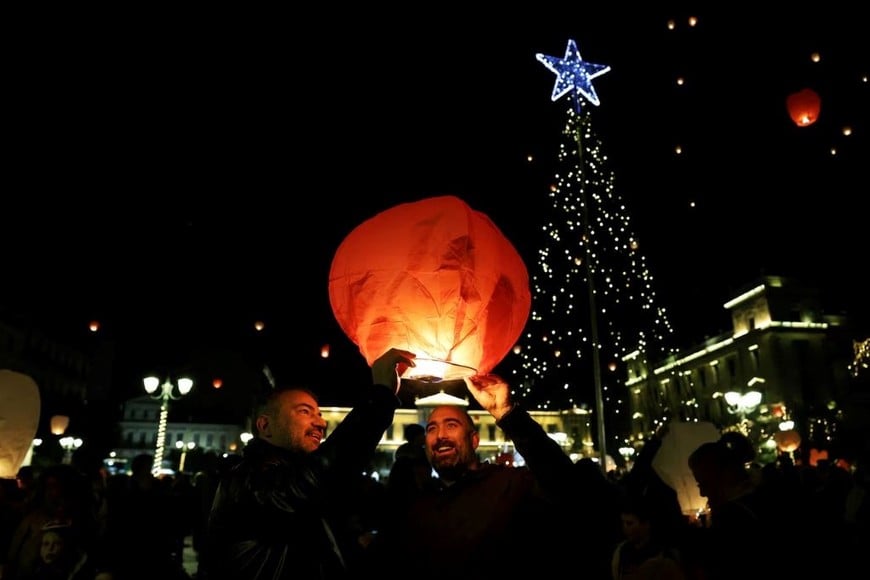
[{"left": 1, "top": 346, "right": 868, "bottom": 579}]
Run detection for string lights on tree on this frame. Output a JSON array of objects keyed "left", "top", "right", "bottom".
[{"left": 504, "top": 39, "right": 677, "bottom": 464}]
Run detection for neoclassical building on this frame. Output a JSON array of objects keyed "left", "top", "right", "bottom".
[{"left": 622, "top": 275, "right": 862, "bottom": 456}]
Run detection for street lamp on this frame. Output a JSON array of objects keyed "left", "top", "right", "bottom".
[
  {"left": 59, "top": 436, "right": 83, "bottom": 464},
  {"left": 724, "top": 390, "right": 762, "bottom": 415},
  {"left": 175, "top": 441, "right": 196, "bottom": 473},
  {"left": 143, "top": 376, "right": 193, "bottom": 475}
]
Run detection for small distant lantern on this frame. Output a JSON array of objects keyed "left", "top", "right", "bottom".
[
  {"left": 254, "top": 320, "right": 265, "bottom": 332},
  {"left": 50, "top": 415, "right": 70, "bottom": 436},
  {"left": 608, "top": 361, "right": 617, "bottom": 372},
  {"left": 774, "top": 429, "right": 801, "bottom": 453},
  {"left": 89, "top": 321, "right": 100, "bottom": 332},
  {"left": 321, "top": 344, "right": 330, "bottom": 359},
  {"left": 212, "top": 378, "right": 223, "bottom": 390},
  {"left": 786, "top": 88, "right": 821, "bottom": 127}
]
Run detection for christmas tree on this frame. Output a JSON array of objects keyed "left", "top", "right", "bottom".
[{"left": 502, "top": 39, "right": 677, "bottom": 459}]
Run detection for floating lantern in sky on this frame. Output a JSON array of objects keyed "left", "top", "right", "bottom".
[
  {"left": 0, "top": 370, "right": 41, "bottom": 478},
  {"left": 774, "top": 429, "right": 802, "bottom": 453},
  {"left": 786, "top": 88, "right": 821, "bottom": 127},
  {"left": 50, "top": 415, "right": 70, "bottom": 436},
  {"left": 329, "top": 195, "right": 530, "bottom": 385}
]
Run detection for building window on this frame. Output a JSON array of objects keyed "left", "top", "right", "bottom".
[
  {"left": 487, "top": 425, "right": 496, "bottom": 442},
  {"left": 206, "top": 433, "right": 214, "bottom": 447}
]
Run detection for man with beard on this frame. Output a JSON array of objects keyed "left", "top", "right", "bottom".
[
  {"left": 204, "top": 348, "right": 415, "bottom": 580},
  {"left": 364, "top": 373, "right": 590, "bottom": 579}
]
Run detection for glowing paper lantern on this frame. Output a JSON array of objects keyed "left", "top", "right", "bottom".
[
  {"left": 329, "top": 195, "right": 530, "bottom": 383},
  {"left": 786, "top": 88, "right": 821, "bottom": 127},
  {"left": 774, "top": 429, "right": 801, "bottom": 453},
  {"left": 50, "top": 415, "right": 70, "bottom": 436},
  {"left": 809, "top": 448, "right": 828, "bottom": 466},
  {"left": 0, "top": 370, "right": 41, "bottom": 478},
  {"left": 652, "top": 421, "right": 721, "bottom": 516}
]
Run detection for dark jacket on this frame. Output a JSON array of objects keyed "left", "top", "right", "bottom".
[
  {"left": 205, "top": 384, "right": 399, "bottom": 580},
  {"left": 366, "top": 405, "right": 580, "bottom": 579}
]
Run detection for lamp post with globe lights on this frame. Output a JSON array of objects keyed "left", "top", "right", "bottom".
[
  {"left": 143, "top": 376, "right": 193, "bottom": 475},
  {"left": 175, "top": 440, "right": 196, "bottom": 473}
]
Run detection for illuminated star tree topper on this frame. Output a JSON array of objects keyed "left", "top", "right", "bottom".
[{"left": 536, "top": 38, "right": 610, "bottom": 108}]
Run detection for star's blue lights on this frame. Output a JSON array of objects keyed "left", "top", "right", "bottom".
[{"left": 536, "top": 39, "right": 610, "bottom": 107}]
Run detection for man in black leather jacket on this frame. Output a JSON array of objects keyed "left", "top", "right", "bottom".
[{"left": 204, "top": 348, "right": 415, "bottom": 580}]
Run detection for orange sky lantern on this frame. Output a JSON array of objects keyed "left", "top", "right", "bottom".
[
  {"left": 50, "top": 415, "right": 70, "bottom": 435},
  {"left": 786, "top": 88, "right": 821, "bottom": 127},
  {"left": 774, "top": 429, "right": 802, "bottom": 453},
  {"left": 329, "top": 195, "right": 530, "bottom": 384}
]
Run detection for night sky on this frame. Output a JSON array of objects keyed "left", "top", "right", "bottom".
[{"left": 3, "top": 6, "right": 867, "bottom": 414}]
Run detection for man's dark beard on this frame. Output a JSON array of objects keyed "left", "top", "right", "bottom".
[{"left": 432, "top": 459, "right": 468, "bottom": 484}]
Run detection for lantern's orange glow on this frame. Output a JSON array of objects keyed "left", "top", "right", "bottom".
[
  {"left": 809, "top": 448, "right": 828, "bottom": 466},
  {"left": 89, "top": 320, "right": 100, "bottom": 332},
  {"left": 50, "top": 415, "right": 70, "bottom": 436},
  {"left": 608, "top": 361, "right": 617, "bottom": 372},
  {"left": 0, "top": 370, "right": 41, "bottom": 478},
  {"left": 329, "top": 195, "right": 530, "bottom": 382},
  {"left": 254, "top": 320, "right": 265, "bottom": 332},
  {"left": 774, "top": 429, "right": 801, "bottom": 453},
  {"left": 786, "top": 88, "right": 821, "bottom": 127},
  {"left": 212, "top": 378, "right": 223, "bottom": 390},
  {"left": 321, "top": 344, "right": 330, "bottom": 358}
]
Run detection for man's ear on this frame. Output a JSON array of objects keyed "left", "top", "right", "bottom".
[
  {"left": 471, "top": 430, "right": 480, "bottom": 451},
  {"left": 256, "top": 415, "right": 270, "bottom": 438}
]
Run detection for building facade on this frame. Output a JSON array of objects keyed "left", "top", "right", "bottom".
[{"left": 623, "top": 276, "right": 861, "bottom": 458}]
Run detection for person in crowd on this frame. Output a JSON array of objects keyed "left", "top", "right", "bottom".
[
  {"left": 384, "top": 423, "right": 433, "bottom": 509},
  {"left": 204, "top": 347, "right": 415, "bottom": 580},
  {"left": 28, "top": 520, "right": 100, "bottom": 580},
  {"left": 103, "top": 453, "right": 184, "bottom": 580},
  {"left": 687, "top": 432, "right": 786, "bottom": 579},
  {"left": 364, "top": 372, "right": 599, "bottom": 579},
  {"left": 3, "top": 465, "right": 103, "bottom": 580},
  {"left": 610, "top": 494, "right": 685, "bottom": 580}
]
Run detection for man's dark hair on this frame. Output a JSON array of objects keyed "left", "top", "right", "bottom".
[
  {"left": 250, "top": 385, "right": 320, "bottom": 431},
  {"left": 403, "top": 423, "right": 425, "bottom": 441}
]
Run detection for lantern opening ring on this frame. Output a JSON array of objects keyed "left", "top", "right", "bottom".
[{"left": 403, "top": 358, "right": 478, "bottom": 383}]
